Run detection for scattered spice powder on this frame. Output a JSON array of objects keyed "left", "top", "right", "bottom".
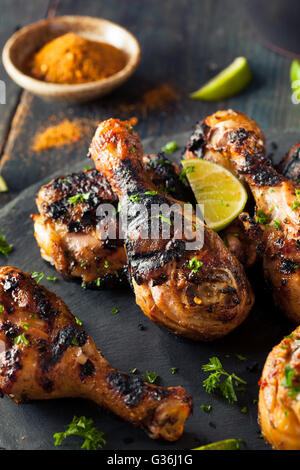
[
  {"left": 32, "top": 119, "right": 82, "bottom": 151},
  {"left": 119, "top": 83, "right": 179, "bottom": 116},
  {"left": 28, "top": 32, "right": 127, "bottom": 84}
]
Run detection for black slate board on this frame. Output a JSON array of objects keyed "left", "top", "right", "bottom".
[{"left": 0, "top": 129, "right": 298, "bottom": 451}]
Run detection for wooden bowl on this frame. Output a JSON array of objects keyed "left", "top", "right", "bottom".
[{"left": 2, "top": 15, "right": 141, "bottom": 104}]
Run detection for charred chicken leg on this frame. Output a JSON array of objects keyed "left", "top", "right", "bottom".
[
  {"left": 89, "top": 118, "right": 254, "bottom": 341},
  {"left": 185, "top": 109, "right": 300, "bottom": 324},
  {"left": 0, "top": 266, "right": 192, "bottom": 441}
]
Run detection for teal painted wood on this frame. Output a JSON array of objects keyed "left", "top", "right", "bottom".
[{"left": 0, "top": 0, "right": 299, "bottom": 204}]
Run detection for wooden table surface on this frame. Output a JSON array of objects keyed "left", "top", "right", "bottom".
[{"left": 0, "top": 0, "right": 299, "bottom": 207}]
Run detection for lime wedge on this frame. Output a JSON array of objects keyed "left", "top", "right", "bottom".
[
  {"left": 181, "top": 159, "right": 247, "bottom": 231},
  {"left": 0, "top": 175, "right": 8, "bottom": 192},
  {"left": 193, "top": 438, "right": 244, "bottom": 450},
  {"left": 190, "top": 57, "right": 252, "bottom": 101}
]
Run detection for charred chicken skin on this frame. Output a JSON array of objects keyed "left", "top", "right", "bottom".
[
  {"left": 259, "top": 325, "right": 300, "bottom": 450},
  {"left": 0, "top": 266, "right": 192, "bottom": 441},
  {"left": 185, "top": 109, "right": 300, "bottom": 324},
  {"left": 89, "top": 118, "right": 254, "bottom": 341},
  {"left": 32, "top": 154, "right": 192, "bottom": 287}
]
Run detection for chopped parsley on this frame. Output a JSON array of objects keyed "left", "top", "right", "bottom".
[
  {"left": 161, "top": 141, "right": 178, "bottom": 154},
  {"left": 188, "top": 257, "right": 203, "bottom": 274},
  {"left": 104, "top": 260, "right": 110, "bottom": 269},
  {"left": 68, "top": 193, "right": 90, "bottom": 205},
  {"left": 23, "top": 323, "right": 29, "bottom": 330},
  {"left": 80, "top": 262, "right": 87, "bottom": 268},
  {"left": 31, "top": 271, "right": 44, "bottom": 284},
  {"left": 0, "top": 305, "right": 4, "bottom": 315},
  {"left": 171, "top": 367, "right": 179, "bottom": 375},
  {"left": 150, "top": 214, "right": 172, "bottom": 226},
  {"left": 129, "top": 368, "right": 137, "bottom": 374},
  {"left": 235, "top": 354, "right": 247, "bottom": 361},
  {"left": 83, "top": 166, "right": 92, "bottom": 171},
  {"left": 282, "top": 365, "right": 300, "bottom": 397},
  {"left": 0, "top": 234, "right": 13, "bottom": 256},
  {"left": 241, "top": 406, "right": 248, "bottom": 414},
  {"left": 111, "top": 307, "right": 119, "bottom": 315},
  {"left": 53, "top": 416, "right": 106, "bottom": 450},
  {"left": 179, "top": 165, "right": 195, "bottom": 184},
  {"left": 94, "top": 277, "right": 101, "bottom": 287},
  {"left": 46, "top": 276, "right": 57, "bottom": 282},
  {"left": 202, "top": 357, "right": 247, "bottom": 403},
  {"left": 144, "top": 190, "right": 158, "bottom": 196},
  {"left": 273, "top": 219, "right": 281, "bottom": 230},
  {"left": 200, "top": 404, "right": 212, "bottom": 413},
  {"left": 71, "top": 338, "right": 79, "bottom": 346},
  {"left": 143, "top": 371, "right": 159, "bottom": 384},
  {"left": 292, "top": 200, "right": 300, "bottom": 211},
  {"left": 255, "top": 210, "right": 269, "bottom": 225},
  {"left": 75, "top": 317, "right": 82, "bottom": 326},
  {"left": 14, "top": 333, "right": 29, "bottom": 346}
]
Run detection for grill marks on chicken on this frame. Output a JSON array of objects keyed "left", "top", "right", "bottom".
[
  {"left": 89, "top": 118, "right": 254, "bottom": 341},
  {"left": 278, "top": 142, "right": 300, "bottom": 182},
  {"left": 186, "top": 109, "right": 300, "bottom": 323},
  {"left": 32, "top": 156, "right": 192, "bottom": 287},
  {"left": 0, "top": 266, "right": 192, "bottom": 441}
]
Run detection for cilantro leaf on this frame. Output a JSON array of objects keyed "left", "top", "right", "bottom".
[
  {"left": 143, "top": 371, "right": 159, "bottom": 384},
  {"left": 161, "top": 141, "right": 178, "bottom": 154},
  {"left": 0, "top": 234, "right": 13, "bottom": 256}
]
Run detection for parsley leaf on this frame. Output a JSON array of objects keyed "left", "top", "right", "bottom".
[
  {"left": 200, "top": 404, "right": 212, "bottom": 413},
  {"left": 31, "top": 271, "right": 44, "bottom": 284},
  {"left": 14, "top": 333, "right": 29, "bottom": 346},
  {"left": 53, "top": 416, "right": 106, "bottom": 450},
  {"left": 143, "top": 371, "right": 159, "bottom": 384},
  {"left": 129, "top": 193, "right": 141, "bottom": 203},
  {"left": 0, "top": 234, "right": 13, "bottom": 256},
  {"left": 188, "top": 257, "right": 203, "bottom": 274},
  {"left": 46, "top": 276, "right": 57, "bottom": 282},
  {"left": 150, "top": 214, "right": 172, "bottom": 226},
  {"left": 144, "top": 190, "right": 158, "bottom": 196},
  {"left": 171, "top": 367, "right": 179, "bottom": 375},
  {"left": 111, "top": 307, "right": 119, "bottom": 315},
  {"left": 68, "top": 193, "right": 90, "bottom": 205},
  {"left": 255, "top": 210, "right": 269, "bottom": 225},
  {"left": 202, "top": 357, "right": 247, "bottom": 403}
]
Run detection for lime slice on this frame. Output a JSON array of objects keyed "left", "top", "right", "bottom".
[
  {"left": 0, "top": 175, "right": 8, "bottom": 192},
  {"left": 193, "top": 438, "right": 244, "bottom": 451},
  {"left": 181, "top": 159, "right": 247, "bottom": 231},
  {"left": 190, "top": 57, "right": 252, "bottom": 101}
]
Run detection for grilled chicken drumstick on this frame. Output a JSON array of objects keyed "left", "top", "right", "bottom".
[
  {"left": 259, "top": 325, "right": 300, "bottom": 450},
  {"left": 89, "top": 118, "right": 254, "bottom": 341},
  {"left": 0, "top": 266, "right": 192, "bottom": 441},
  {"left": 32, "top": 154, "right": 192, "bottom": 287},
  {"left": 185, "top": 109, "right": 300, "bottom": 323}
]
